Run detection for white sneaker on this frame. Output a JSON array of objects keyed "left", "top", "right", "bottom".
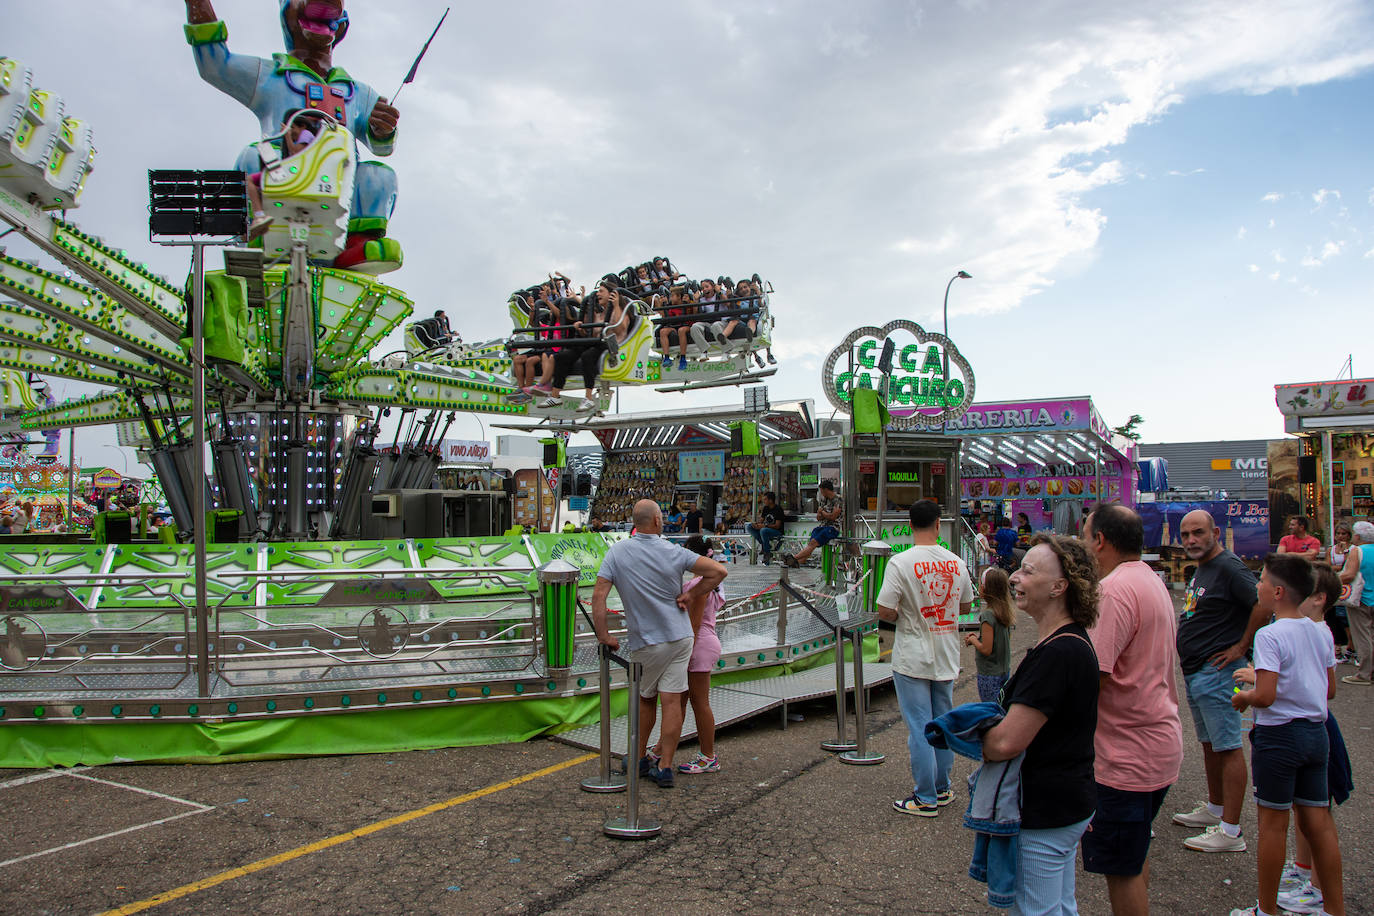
[
  {"left": 1171, "top": 802, "right": 1221, "bottom": 828},
  {"left": 536, "top": 397, "right": 561, "bottom": 408},
  {"left": 1276, "top": 879, "right": 1323, "bottom": 914},
  {"left": 1183, "top": 824, "right": 1246, "bottom": 853},
  {"left": 576, "top": 397, "right": 596, "bottom": 412},
  {"left": 1278, "top": 862, "right": 1307, "bottom": 894}
]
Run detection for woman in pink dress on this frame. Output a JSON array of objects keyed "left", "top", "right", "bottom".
[{"left": 648, "top": 534, "right": 725, "bottom": 773}]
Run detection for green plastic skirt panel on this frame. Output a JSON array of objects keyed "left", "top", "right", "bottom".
[{"left": 0, "top": 634, "right": 880, "bottom": 768}]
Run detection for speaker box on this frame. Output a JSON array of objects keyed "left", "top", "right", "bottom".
[{"left": 1298, "top": 455, "right": 1317, "bottom": 484}]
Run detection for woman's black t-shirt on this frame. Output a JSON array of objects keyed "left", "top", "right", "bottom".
[{"left": 1001, "top": 622, "right": 1099, "bottom": 829}]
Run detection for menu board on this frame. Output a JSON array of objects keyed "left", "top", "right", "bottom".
[{"left": 678, "top": 450, "right": 725, "bottom": 484}]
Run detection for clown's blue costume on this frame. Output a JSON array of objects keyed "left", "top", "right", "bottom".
[{"left": 184, "top": 2, "right": 400, "bottom": 271}]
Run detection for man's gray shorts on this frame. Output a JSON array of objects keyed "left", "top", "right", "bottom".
[{"left": 632, "top": 636, "right": 693, "bottom": 698}]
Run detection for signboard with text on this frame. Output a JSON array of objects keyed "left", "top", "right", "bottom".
[{"left": 822, "top": 319, "right": 975, "bottom": 429}]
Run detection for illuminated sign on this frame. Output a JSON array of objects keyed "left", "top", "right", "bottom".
[
  {"left": 1210, "top": 457, "right": 1268, "bottom": 479},
  {"left": 821, "top": 320, "right": 975, "bottom": 429}
]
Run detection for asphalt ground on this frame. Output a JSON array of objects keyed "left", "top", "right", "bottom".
[{"left": 2, "top": 615, "right": 1371, "bottom": 915}]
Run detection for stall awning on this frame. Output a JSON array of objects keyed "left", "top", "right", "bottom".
[
  {"left": 493, "top": 400, "right": 814, "bottom": 451},
  {"left": 1276, "top": 377, "right": 1374, "bottom": 433}
]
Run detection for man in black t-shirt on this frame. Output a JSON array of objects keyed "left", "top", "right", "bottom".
[
  {"left": 747, "top": 491, "right": 784, "bottom": 563},
  {"left": 683, "top": 506, "right": 704, "bottom": 535},
  {"left": 1169, "top": 509, "right": 1264, "bottom": 854}
]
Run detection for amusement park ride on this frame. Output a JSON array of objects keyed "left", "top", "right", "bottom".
[{"left": 0, "top": 4, "right": 878, "bottom": 769}]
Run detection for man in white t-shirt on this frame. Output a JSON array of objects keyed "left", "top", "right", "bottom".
[{"left": 877, "top": 499, "right": 973, "bottom": 817}]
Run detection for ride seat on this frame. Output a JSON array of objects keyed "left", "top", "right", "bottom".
[
  {"left": 256, "top": 122, "right": 356, "bottom": 261},
  {"left": 405, "top": 317, "right": 446, "bottom": 353}
]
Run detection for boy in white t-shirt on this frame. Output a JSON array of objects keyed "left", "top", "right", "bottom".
[{"left": 1230, "top": 555, "right": 1344, "bottom": 916}]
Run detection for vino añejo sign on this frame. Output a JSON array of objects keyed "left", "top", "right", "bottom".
[{"left": 821, "top": 319, "right": 975, "bottom": 430}]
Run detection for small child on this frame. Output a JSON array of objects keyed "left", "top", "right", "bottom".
[
  {"left": 964, "top": 566, "right": 1014, "bottom": 702},
  {"left": 1234, "top": 563, "right": 1353, "bottom": 916},
  {"left": 246, "top": 111, "right": 320, "bottom": 239},
  {"left": 1230, "top": 554, "right": 1344, "bottom": 916}
]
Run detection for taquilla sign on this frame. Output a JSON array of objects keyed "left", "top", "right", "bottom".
[{"left": 821, "top": 319, "right": 975, "bottom": 429}]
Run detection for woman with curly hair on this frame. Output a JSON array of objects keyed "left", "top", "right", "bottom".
[{"left": 983, "top": 534, "right": 1101, "bottom": 915}]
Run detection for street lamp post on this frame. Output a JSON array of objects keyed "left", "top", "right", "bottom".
[
  {"left": 941, "top": 270, "right": 972, "bottom": 437},
  {"left": 941, "top": 270, "right": 972, "bottom": 392}
]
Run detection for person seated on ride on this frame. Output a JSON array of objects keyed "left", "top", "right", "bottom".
[
  {"left": 688, "top": 278, "right": 725, "bottom": 352},
  {"left": 588, "top": 277, "right": 632, "bottom": 344},
  {"left": 652, "top": 257, "right": 679, "bottom": 285},
  {"left": 536, "top": 297, "right": 599, "bottom": 413},
  {"left": 714, "top": 277, "right": 760, "bottom": 354},
  {"left": 550, "top": 271, "right": 580, "bottom": 299},
  {"left": 512, "top": 300, "right": 561, "bottom": 402},
  {"left": 433, "top": 310, "right": 454, "bottom": 345},
  {"left": 632, "top": 264, "right": 659, "bottom": 299},
  {"left": 246, "top": 110, "right": 322, "bottom": 239},
  {"left": 657, "top": 284, "right": 697, "bottom": 371}
]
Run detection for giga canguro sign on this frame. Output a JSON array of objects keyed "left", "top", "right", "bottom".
[{"left": 821, "top": 319, "right": 975, "bottom": 429}]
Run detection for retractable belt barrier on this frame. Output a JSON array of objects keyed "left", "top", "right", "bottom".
[
  {"left": 779, "top": 571, "right": 885, "bottom": 767},
  {"left": 573, "top": 598, "right": 660, "bottom": 839}
]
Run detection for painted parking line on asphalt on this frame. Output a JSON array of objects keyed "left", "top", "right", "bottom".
[
  {"left": 0, "top": 768, "right": 214, "bottom": 869},
  {"left": 98, "top": 751, "right": 598, "bottom": 916}
]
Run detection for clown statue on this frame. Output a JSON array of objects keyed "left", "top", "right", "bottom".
[{"left": 184, "top": 0, "right": 402, "bottom": 272}]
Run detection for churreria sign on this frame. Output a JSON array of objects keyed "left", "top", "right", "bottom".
[{"left": 821, "top": 319, "right": 975, "bottom": 429}]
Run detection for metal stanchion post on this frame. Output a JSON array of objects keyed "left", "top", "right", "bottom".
[
  {"left": 581, "top": 645, "right": 627, "bottom": 793},
  {"left": 604, "top": 661, "right": 660, "bottom": 838},
  {"left": 820, "top": 621, "right": 856, "bottom": 753},
  {"left": 840, "top": 623, "right": 885, "bottom": 765}
]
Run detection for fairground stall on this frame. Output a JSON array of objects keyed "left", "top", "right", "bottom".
[
  {"left": 571, "top": 399, "right": 817, "bottom": 531},
  {"left": 947, "top": 397, "right": 1138, "bottom": 534},
  {"left": 1275, "top": 377, "right": 1374, "bottom": 538}
]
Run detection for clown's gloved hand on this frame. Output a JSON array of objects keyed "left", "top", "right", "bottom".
[{"left": 369, "top": 97, "right": 399, "bottom": 140}]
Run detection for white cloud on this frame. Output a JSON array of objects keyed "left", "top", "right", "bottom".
[
  {"left": 1268, "top": 270, "right": 1282, "bottom": 281},
  {"left": 1272, "top": 250, "right": 1286, "bottom": 263},
  {"left": 1237, "top": 226, "right": 1248, "bottom": 239},
  {"left": 1320, "top": 240, "right": 1344, "bottom": 259},
  {"left": 1247, "top": 263, "right": 1260, "bottom": 272},
  {"left": 1312, "top": 188, "right": 1342, "bottom": 206},
  {"left": 1301, "top": 254, "right": 1322, "bottom": 267},
  {"left": 1268, "top": 218, "right": 1277, "bottom": 229},
  {"left": 3, "top": 0, "right": 1374, "bottom": 449}
]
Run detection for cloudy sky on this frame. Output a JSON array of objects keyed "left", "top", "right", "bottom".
[{"left": 7, "top": 0, "right": 1373, "bottom": 467}]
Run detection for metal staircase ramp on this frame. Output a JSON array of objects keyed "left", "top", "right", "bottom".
[{"left": 554, "top": 661, "right": 893, "bottom": 754}]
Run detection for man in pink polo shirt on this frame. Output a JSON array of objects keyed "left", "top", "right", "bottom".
[{"left": 1082, "top": 504, "right": 1184, "bottom": 915}]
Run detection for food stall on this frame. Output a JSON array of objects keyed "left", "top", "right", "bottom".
[
  {"left": 1274, "top": 377, "right": 1374, "bottom": 538},
  {"left": 948, "top": 397, "right": 1138, "bottom": 533}
]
